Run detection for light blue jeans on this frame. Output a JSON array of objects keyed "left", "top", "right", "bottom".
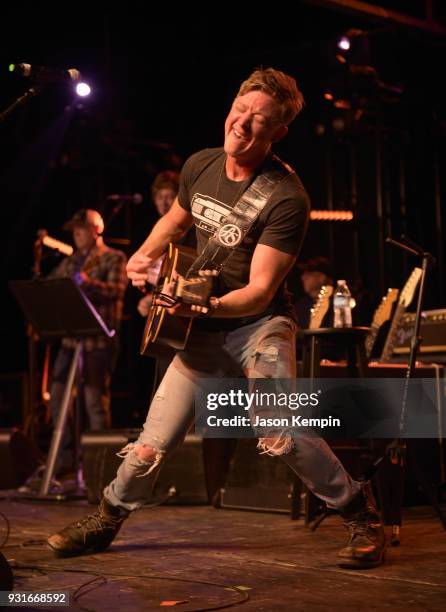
[{"left": 104, "top": 315, "right": 360, "bottom": 512}]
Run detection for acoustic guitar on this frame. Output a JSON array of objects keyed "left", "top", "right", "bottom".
[{"left": 140, "top": 243, "right": 214, "bottom": 355}]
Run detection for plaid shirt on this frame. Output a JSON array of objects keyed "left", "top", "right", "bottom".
[{"left": 48, "top": 243, "right": 128, "bottom": 350}]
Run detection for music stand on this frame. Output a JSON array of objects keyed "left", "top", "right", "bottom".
[{"left": 9, "top": 278, "right": 115, "bottom": 500}]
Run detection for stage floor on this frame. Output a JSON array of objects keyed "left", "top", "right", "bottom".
[{"left": 0, "top": 498, "right": 445, "bottom": 611}]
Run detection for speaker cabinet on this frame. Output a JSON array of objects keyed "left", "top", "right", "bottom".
[
  {"left": 0, "top": 429, "right": 42, "bottom": 489},
  {"left": 81, "top": 430, "right": 208, "bottom": 505},
  {"left": 220, "top": 439, "right": 299, "bottom": 515},
  {"left": 81, "top": 429, "right": 138, "bottom": 504}
]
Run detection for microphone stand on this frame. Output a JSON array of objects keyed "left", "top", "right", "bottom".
[
  {"left": 365, "top": 235, "right": 446, "bottom": 539},
  {"left": 103, "top": 200, "right": 125, "bottom": 232},
  {"left": 103, "top": 198, "right": 133, "bottom": 250}
]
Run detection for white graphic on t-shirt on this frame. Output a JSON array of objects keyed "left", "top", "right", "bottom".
[
  {"left": 191, "top": 193, "right": 232, "bottom": 234},
  {"left": 217, "top": 224, "right": 243, "bottom": 247}
]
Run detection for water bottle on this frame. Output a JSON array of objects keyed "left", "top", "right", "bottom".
[{"left": 333, "top": 280, "right": 353, "bottom": 328}]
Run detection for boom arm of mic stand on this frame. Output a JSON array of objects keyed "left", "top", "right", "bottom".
[
  {"left": 386, "top": 237, "right": 420, "bottom": 257},
  {"left": 386, "top": 236, "right": 436, "bottom": 267},
  {"left": 0, "top": 86, "right": 42, "bottom": 124},
  {"left": 103, "top": 201, "right": 125, "bottom": 235}
]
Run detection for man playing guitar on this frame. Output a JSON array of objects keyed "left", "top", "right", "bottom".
[{"left": 48, "top": 68, "right": 385, "bottom": 569}]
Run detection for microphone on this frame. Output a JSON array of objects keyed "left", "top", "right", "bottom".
[
  {"left": 8, "top": 63, "right": 81, "bottom": 83},
  {"left": 106, "top": 193, "right": 143, "bottom": 204}
]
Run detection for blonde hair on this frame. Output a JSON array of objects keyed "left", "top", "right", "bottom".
[{"left": 237, "top": 67, "right": 304, "bottom": 126}]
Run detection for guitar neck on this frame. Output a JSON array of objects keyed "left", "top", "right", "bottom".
[
  {"left": 309, "top": 285, "right": 333, "bottom": 330},
  {"left": 380, "top": 304, "right": 406, "bottom": 362},
  {"left": 364, "top": 322, "right": 381, "bottom": 359}
]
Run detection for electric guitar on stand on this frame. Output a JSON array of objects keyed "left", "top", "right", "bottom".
[
  {"left": 309, "top": 285, "right": 334, "bottom": 330},
  {"left": 380, "top": 267, "right": 423, "bottom": 362},
  {"left": 140, "top": 243, "right": 215, "bottom": 355},
  {"left": 365, "top": 288, "right": 399, "bottom": 359}
]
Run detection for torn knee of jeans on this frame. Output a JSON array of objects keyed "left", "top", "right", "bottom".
[
  {"left": 257, "top": 434, "right": 294, "bottom": 456},
  {"left": 116, "top": 442, "right": 136, "bottom": 459},
  {"left": 253, "top": 343, "right": 279, "bottom": 363},
  {"left": 251, "top": 343, "right": 280, "bottom": 378},
  {"left": 116, "top": 442, "right": 165, "bottom": 477}
]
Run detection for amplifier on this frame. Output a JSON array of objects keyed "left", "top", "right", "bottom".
[
  {"left": 219, "top": 439, "right": 299, "bottom": 515},
  {"left": 0, "top": 429, "right": 42, "bottom": 489},
  {"left": 81, "top": 430, "right": 135, "bottom": 503},
  {"left": 219, "top": 439, "right": 368, "bottom": 519},
  {"left": 392, "top": 309, "right": 446, "bottom": 357},
  {"left": 81, "top": 430, "right": 208, "bottom": 505},
  {"left": 318, "top": 360, "right": 444, "bottom": 378}
]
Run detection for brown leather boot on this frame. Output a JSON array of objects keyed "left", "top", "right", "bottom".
[
  {"left": 47, "top": 497, "right": 130, "bottom": 557},
  {"left": 337, "top": 483, "right": 385, "bottom": 569}
]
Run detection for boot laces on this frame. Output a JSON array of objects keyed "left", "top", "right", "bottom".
[
  {"left": 75, "top": 511, "right": 120, "bottom": 532},
  {"left": 344, "top": 507, "right": 376, "bottom": 538}
]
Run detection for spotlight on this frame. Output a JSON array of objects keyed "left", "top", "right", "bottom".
[
  {"left": 338, "top": 36, "right": 350, "bottom": 51},
  {"left": 336, "top": 29, "right": 365, "bottom": 54},
  {"left": 75, "top": 82, "right": 91, "bottom": 97}
]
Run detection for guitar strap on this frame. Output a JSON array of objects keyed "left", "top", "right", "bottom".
[{"left": 186, "top": 154, "right": 294, "bottom": 278}]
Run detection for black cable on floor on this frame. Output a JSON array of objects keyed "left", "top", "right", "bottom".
[{"left": 13, "top": 562, "right": 250, "bottom": 612}]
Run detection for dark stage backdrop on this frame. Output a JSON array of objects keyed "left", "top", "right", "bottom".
[{"left": 1, "top": 3, "right": 445, "bottom": 428}]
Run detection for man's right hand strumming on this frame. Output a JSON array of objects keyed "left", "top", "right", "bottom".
[
  {"left": 127, "top": 251, "right": 165, "bottom": 290},
  {"left": 126, "top": 252, "right": 155, "bottom": 290}
]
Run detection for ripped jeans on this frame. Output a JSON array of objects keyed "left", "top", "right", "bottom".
[{"left": 103, "top": 315, "right": 360, "bottom": 512}]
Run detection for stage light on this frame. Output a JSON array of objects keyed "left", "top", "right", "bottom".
[
  {"left": 335, "top": 54, "right": 347, "bottom": 64},
  {"left": 310, "top": 210, "right": 353, "bottom": 222},
  {"left": 333, "top": 99, "right": 351, "bottom": 110},
  {"left": 75, "top": 82, "right": 91, "bottom": 97},
  {"left": 338, "top": 36, "right": 351, "bottom": 51},
  {"left": 336, "top": 29, "right": 366, "bottom": 55}
]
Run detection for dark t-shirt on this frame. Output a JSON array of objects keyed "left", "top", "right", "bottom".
[{"left": 178, "top": 147, "right": 310, "bottom": 329}]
